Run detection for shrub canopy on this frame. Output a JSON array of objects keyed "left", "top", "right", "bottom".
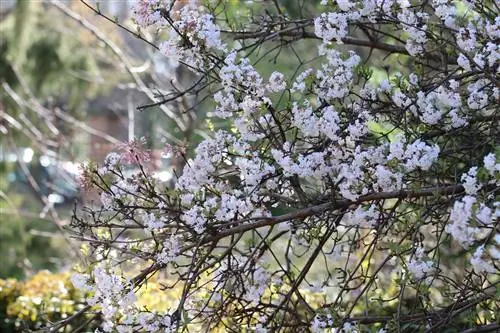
[{"left": 67, "top": 0, "right": 499, "bottom": 332}]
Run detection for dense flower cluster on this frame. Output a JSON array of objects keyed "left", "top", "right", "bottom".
[
  {"left": 446, "top": 153, "right": 499, "bottom": 263},
  {"left": 68, "top": 0, "right": 499, "bottom": 332},
  {"left": 157, "top": 1, "right": 226, "bottom": 67},
  {"left": 132, "top": 0, "right": 171, "bottom": 27}
]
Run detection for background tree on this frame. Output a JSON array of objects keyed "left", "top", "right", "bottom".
[
  {"left": 0, "top": 0, "right": 101, "bottom": 278},
  {"left": 0, "top": 0, "right": 197, "bottom": 279}
]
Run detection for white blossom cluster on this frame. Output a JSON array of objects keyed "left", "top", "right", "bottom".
[
  {"left": 446, "top": 152, "right": 499, "bottom": 274},
  {"left": 311, "top": 315, "right": 360, "bottom": 333},
  {"left": 407, "top": 246, "right": 434, "bottom": 282},
  {"left": 447, "top": 153, "right": 499, "bottom": 247},
  {"left": 73, "top": 263, "right": 177, "bottom": 333},
  {"left": 174, "top": 131, "right": 275, "bottom": 232},
  {"left": 342, "top": 204, "right": 379, "bottom": 228},
  {"left": 314, "top": 12, "right": 349, "bottom": 43},
  {"left": 156, "top": 234, "right": 181, "bottom": 265},
  {"left": 310, "top": 313, "right": 335, "bottom": 332},
  {"left": 209, "top": 253, "right": 279, "bottom": 310},
  {"left": 471, "top": 245, "right": 497, "bottom": 274},
  {"left": 380, "top": 78, "right": 470, "bottom": 129},
  {"left": 158, "top": 2, "right": 226, "bottom": 68},
  {"left": 131, "top": 0, "right": 171, "bottom": 27},
  {"left": 267, "top": 71, "right": 287, "bottom": 93},
  {"left": 398, "top": 8, "right": 429, "bottom": 56},
  {"left": 294, "top": 47, "right": 360, "bottom": 102},
  {"left": 72, "top": 264, "right": 137, "bottom": 332}
]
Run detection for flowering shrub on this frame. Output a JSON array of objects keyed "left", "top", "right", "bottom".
[
  {"left": 0, "top": 272, "right": 87, "bottom": 331},
  {"left": 0, "top": 271, "right": 184, "bottom": 332},
  {"left": 67, "top": 0, "right": 498, "bottom": 332}
]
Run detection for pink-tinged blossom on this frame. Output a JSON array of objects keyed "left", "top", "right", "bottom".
[
  {"left": 162, "top": 142, "right": 187, "bottom": 160},
  {"left": 119, "top": 137, "right": 151, "bottom": 165},
  {"left": 77, "top": 163, "right": 94, "bottom": 191},
  {"left": 104, "top": 152, "right": 121, "bottom": 168},
  {"left": 131, "top": 0, "right": 170, "bottom": 27}
]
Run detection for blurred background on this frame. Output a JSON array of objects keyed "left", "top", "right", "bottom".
[
  {"left": 0, "top": 1, "right": 193, "bottom": 329},
  {"left": 0, "top": 0, "right": 189, "bottom": 280},
  {"left": 0, "top": 1, "right": 202, "bottom": 329}
]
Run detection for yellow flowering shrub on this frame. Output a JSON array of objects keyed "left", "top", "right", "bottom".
[
  {"left": 0, "top": 270, "right": 327, "bottom": 331},
  {"left": 0, "top": 271, "right": 88, "bottom": 332}
]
